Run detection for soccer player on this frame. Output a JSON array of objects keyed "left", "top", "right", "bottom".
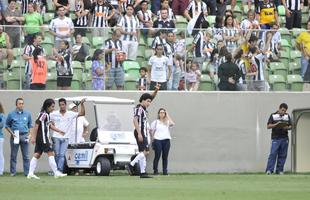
[
  {"left": 27, "top": 99, "right": 67, "bottom": 179},
  {"left": 126, "top": 84, "right": 160, "bottom": 178}
]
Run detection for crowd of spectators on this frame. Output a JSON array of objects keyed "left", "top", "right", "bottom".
[{"left": 0, "top": 0, "right": 309, "bottom": 91}]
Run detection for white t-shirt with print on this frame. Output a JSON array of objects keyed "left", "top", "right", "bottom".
[
  {"left": 148, "top": 55, "right": 171, "bottom": 82},
  {"left": 49, "top": 17, "right": 74, "bottom": 41},
  {"left": 50, "top": 110, "right": 78, "bottom": 138}
]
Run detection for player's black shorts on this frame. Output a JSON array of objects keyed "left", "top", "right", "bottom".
[
  {"left": 134, "top": 130, "right": 149, "bottom": 152},
  {"left": 34, "top": 139, "right": 53, "bottom": 154}
]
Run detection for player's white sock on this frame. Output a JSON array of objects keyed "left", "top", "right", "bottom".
[
  {"left": 130, "top": 152, "right": 144, "bottom": 166},
  {"left": 139, "top": 154, "right": 146, "bottom": 174},
  {"left": 28, "top": 157, "right": 38, "bottom": 175},
  {"left": 48, "top": 156, "right": 58, "bottom": 174}
]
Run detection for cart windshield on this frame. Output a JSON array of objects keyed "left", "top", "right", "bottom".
[{"left": 95, "top": 103, "right": 133, "bottom": 132}]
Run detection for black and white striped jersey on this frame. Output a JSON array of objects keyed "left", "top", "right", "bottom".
[
  {"left": 250, "top": 53, "right": 265, "bottom": 81},
  {"left": 186, "top": 0, "right": 208, "bottom": 18},
  {"left": 223, "top": 27, "right": 239, "bottom": 49},
  {"left": 56, "top": 49, "right": 73, "bottom": 76},
  {"left": 134, "top": 104, "right": 148, "bottom": 137},
  {"left": 75, "top": 0, "right": 91, "bottom": 26},
  {"left": 23, "top": 44, "right": 45, "bottom": 75},
  {"left": 137, "top": 9, "right": 152, "bottom": 28},
  {"left": 35, "top": 112, "right": 50, "bottom": 144},
  {"left": 193, "top": 30, "right": 205, "bottom": 58},
  {"left": 234, "top": 58, "right": 247, "bottom": 84},
  {"left": 104, "top": 38, "right": 123, "bottom": 68},
  {"left": 119, "top": 0, "right": 135, "bottom": 14},
  {"left": 91, "top": 1, "right": 114, "bottom": 27},
  {"left": 117, "top": 14, "right": 139, "bottom": 41}
]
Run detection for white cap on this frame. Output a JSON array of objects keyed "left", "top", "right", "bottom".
[{"left": 68, "top": 103, "right": 77, "bottom": 110}]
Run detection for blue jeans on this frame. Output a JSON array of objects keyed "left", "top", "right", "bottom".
[
  {"left": 52, "top": 137, "right": 69, "bottom": 172},
  {"left": 10, "top": 134, "right": 30, "bottom": 176},
  {"left": 153, "top": 139, "right": 171, "bottom": 175},
  {"left": 266, "top": 138, "right": 289, "bottom": 174},
  {"left": 151, "top": 0, "right": 161, "bottom": 15},
  {"left": 301, "top": 55, "right": 308, "bottom": 78},
  {"left": 168, "top": 67, "right": 182, "bottom": 90}
]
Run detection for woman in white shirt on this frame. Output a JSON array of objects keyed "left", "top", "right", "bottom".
[{"left": 150, "top": 108, "right": 175, "bottom": 175}]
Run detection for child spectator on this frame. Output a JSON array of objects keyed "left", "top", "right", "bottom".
[
  {"left": 186, "top": 61, "right": 201, "bottom": 91},
  {"left": 136, "top": 67, "right": 148, "bottom": 91},
  {"left": 174, "top": 31, "right": 186, "bottom": 59}
]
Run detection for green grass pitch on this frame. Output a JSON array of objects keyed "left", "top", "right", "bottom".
[{"left": 0, "top": 173, "right": 310, "bottom": 200}]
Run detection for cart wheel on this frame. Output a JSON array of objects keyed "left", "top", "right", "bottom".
[
  {"left": 130, "top": 155, "right": 141, "bottom": 176},
  {"left": 95, "top": 157, "right": 111, "bottom": 176}
]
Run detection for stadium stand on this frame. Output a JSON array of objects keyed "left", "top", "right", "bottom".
[{"left": 0, "top": 0, "right": 308, "bottom": 91}]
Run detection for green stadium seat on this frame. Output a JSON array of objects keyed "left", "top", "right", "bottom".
[
  {"left": 175, "top": 15, "right": 187, "bottom": 23},
  {"left": 176, "top": 23, "right": 187, "bottom": 29},
  {"left": 269, "top": 74, "right": 287, "bottom": 91},
  {"left": 233, "top": 5, "right": 242, "bottom": 21},
  {"left": 137, "top": 48, "right": 145, "bottom": 59},
  {"left": 289, "top": 61, "right": 301, "bottom": 74},
  {"left": 11, "top": 60, "right": 25, "bottom": 72},
  {"left": 85, "top": 60, "right": 92, "bottom": 73},
  {"left": 127, "top": 68, "right": 140, "bottom": 78},
  {"left": 92, "top": 37, "right": 104, "bottom": 49},
  {"left": 81, "top": 37, "right": 91, "bottom": 47},
  {"left": 290, "top": 50, "right": 302, "bottom": 60},
  {"left": 176, "top": 15, "right": 188, "bottom": 30},
  {"left": 42, "top": 36, "right": 54, "bottom": 56},
  {"left": 70, "top": 12, "right": 76, "bottom": 21},
  {"left": 145, "top": 49, "right": 154, "bottom": 59},
  {"left": 47, "top": 1, "right": 54, "bottom": 12},
  {"left": 47, "top": 60, "right": 56, "bottom": 72},
  {"left": 46, "top": 72, "right": 57, "bottom": 90},
  {"left": 123, "top": 60, "right": 140, "bottom": 72},
  {"left": 138, "top": 44, "right": 146, "bottom": 56},
  {"left": 280, "top": 39, "right": 291, "bottom": 53},
  {"left": 147, "top": 37, "right": 154, "bottom": 48},
  {"left": 277, "top": 5, "right": 286, "bottom": 16},
  {"left": 13, "top": 48, "right": 23, "bottom": 58},
  {"left": 279, "top": 28, "right": 292, "bottom": 44},
  {"left": 6, "top": 71, "right": 22, "bottom": 90},
  {"left": 89, "top": 48, "right": 96, "bottom": 57},
  {"left": 186, "top": 37, "right": 193, "bottom": 47},
  {"left": 72, "top": 61, "right": 84, "bottom": 83},
  {"left": 287, "top": 74, "right": 303, "bottom": 91},
  {"left": 42, "top": 35, "right": 54, "bottom": 44},
  {"left": 83, "top": 72, "right": 93, "bottom": 90},
  {"left": 292, "top": 28, "right": 305, "bottom": 38},
  {"left": 140, "top": 60, "right": 148, "bottom": 68},
  {"left": 269, "top": 62, "right": 288, "bottom": 80},
  {"left": 279, "top": 50, "right": 290, "bottom": 68},
  {"left": 124, "top": 73, "right": 138, "bottom": 90},
  {"left": 71, "top": 73, "right": 82, "bottom": 90},
  {"left": 243, "top": 5, "right": 255, "bottom": 14},
  {"left": 199, "top": 74, "right": 214, "bottom": 91},
  {"left": 206, "top": 15, "right": 216, "bottom": 26},
  {"left": 44, "top": 12, "right": 54, "bottom": 23}
]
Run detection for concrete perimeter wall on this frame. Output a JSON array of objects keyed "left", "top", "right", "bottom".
[{"left": 0, "top": 91, "right": 308, "bottom": 173}]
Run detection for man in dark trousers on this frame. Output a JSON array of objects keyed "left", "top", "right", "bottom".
[
  {"left": 266, "top": 103, "right": 292, "bottom": 175},
  {"left": 218, "top": 52, "right": 241, "bottom": 91}
]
